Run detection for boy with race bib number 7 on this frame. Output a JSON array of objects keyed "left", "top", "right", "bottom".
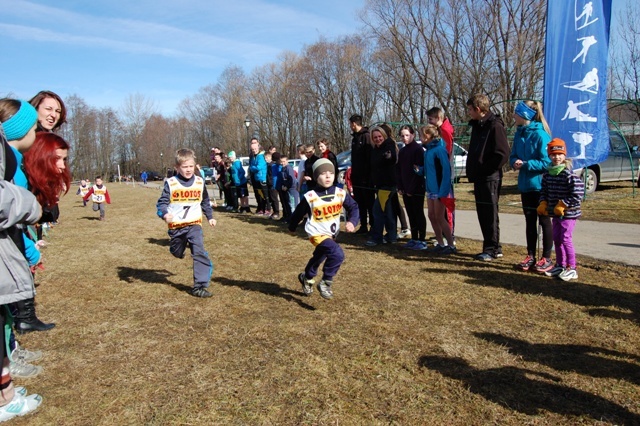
[{"left": 156, "top": 149, "right": 217, "bottom": 298}]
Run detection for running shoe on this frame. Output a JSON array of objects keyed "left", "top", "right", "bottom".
[
  {"left": 517, "top": 255, "right": 535, "bottom": 271},
  {"left": 298, "top": 273, "right": 314, "bottom": 296},
  {"left": 544, "top": 265, "right": 565, "bottom": 277},
  {"left": 440, "top": 245, "right": 457, "bottom": 255},
  {"left": 533, "top": 257, "right": 554, "bottom": 274},
  {"left": 398, "top": 229, "right": 411, "bottom": 238},
  {"left": 317, "top": 280, "right": 333, "bottom": 300},
  {"left": 558, "top": 268, "right": 578, "bottom": 281},
  {"left": 411, "top": 241, "right": 429, "bottom": 251},
  {"left": 475, "top": 252, "right": 493, "bottom": 261},
  {"left": 403, "top": 240, "right": 417, "bottom": 249}
]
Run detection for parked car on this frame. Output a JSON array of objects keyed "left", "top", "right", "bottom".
[
  {"left": 146, "top": 171, "right": 163, "bottom": 181},
  {"left": 201, "top": 166, "right": 214, "bottom": 185},
  {"left": 576, "top": 130, "right": 640, "bottom": 194},
  {"left": 336, "top": 142, "right": 467, "bottom": 184}
]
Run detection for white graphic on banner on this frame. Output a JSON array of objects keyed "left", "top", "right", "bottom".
[
  {"left": 571, "top": 132, "right": 594, "bottom": 159},
  {"left": 561, "top": 100, "right": 598, "bottom": 122},
  {"left": 575, "top": 1, "right": 599, "bottom": 30},
  {"left": 563, "top": 68, "right": 599, "bottom": 93},
  {"left": 573, "top": 35, "right": 597, "bottom": 64}
]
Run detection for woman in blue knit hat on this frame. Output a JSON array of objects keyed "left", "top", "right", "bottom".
[{"left": 509, "top": 100, "right": 553, "bottom": 273}]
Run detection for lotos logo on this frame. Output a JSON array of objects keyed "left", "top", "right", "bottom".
[{"left": 172, "top": 190, "right": 202, "bottom": 198}]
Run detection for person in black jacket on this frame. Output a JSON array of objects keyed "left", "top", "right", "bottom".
[
  {"left": 466, "top": 94, "right": 510, "bottom": 261},
  {"left": 365, "top": 126, "right": 398, "bottom": 246},
  {"left": 349, "top": 114, "right": 374, "bottom": 234}
]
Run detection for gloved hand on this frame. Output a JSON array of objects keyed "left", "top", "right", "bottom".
[
  {"left": 537, "top": 201, "right": 548, "bottom": 216},
  {"left": 554, "top": 200, "right": 568, "bottom": 217}
]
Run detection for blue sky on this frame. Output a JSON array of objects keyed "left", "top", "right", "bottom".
[
  {"left": 0, "top": 0, "right": 631, "bottom": 117},
  {"left": 0, "top": 0, "right": 365, "bottom": 116}
]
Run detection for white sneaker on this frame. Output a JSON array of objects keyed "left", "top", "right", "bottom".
[
  {"left": 11, "top": 344, "right": 43, "bottom": 363},
  {"left": 398, "top": 229, "right": 411, "bottom": 238},
  {"left": 317, "top": 280, "right": 333, "bottom": 300},
  {"left": 9, "top": 360, "right": 42, "bottom": 379},
  {"left": 298, "top": 273, "right": 314, "bottom": 296},
  {"left": 0, "top": 393, "right": 42, "bottom": 422},
  {"left": 558, "top": 268, "right": 578, "bottom": 281}
]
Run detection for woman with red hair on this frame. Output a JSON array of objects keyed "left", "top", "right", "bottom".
[
  {"left": 15, "top": 132, "right": 71, "bottom": 333},
  {"left": 24, "top": 132, "right": 71, "bottom": 214}
]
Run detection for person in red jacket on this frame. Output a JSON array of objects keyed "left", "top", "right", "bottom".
[
  {"left": 83, "top": 176, "right": 111, "bottom": 221},
  {"left": 427, "top": 107, "right": 456, "bottom": 242}
]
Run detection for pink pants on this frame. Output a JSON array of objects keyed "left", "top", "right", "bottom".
[{"left": 552, "top": 218, "right": 577, "bottom": 268}]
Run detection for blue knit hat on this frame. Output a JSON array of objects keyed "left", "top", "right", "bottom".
[{"left": 2, "top": 100, "right": 37, "bottom": 141}]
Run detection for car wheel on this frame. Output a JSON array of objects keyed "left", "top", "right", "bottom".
[{"left": 582, "top": 168, "right": 598, "bottom": 194}]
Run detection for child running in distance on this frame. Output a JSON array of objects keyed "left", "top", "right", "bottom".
[
  {"left": 156, "top": 149, "right": 216, "bottom": 298},
  {"left": 537, "top": 138, "right": 584, "bottom": 281},
  {"left": 83, "top": 176, "right": 111, "bottom": 221},
  {"left": 76, "top": 179, "right": 90, "bottom": 207},
  {"left": 288, "top": 159, "right": 359, "bottom": 300}
]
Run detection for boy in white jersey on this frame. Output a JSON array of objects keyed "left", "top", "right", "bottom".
[
  {"left": 288, "top": 159, "right": 359, "bottom": 300},
  {"left": 82, "top": 176, "right": 111, "bottom": 220},
  {"left": 76, "top": 179, "right": 90, "bottom": 207},
  {"left": 156, "top": 149, "right": 217, "bottom": 298}
]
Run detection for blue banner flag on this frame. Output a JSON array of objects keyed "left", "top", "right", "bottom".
[{"left": 543, "top": 0, "right": 612, "bottom": 170}]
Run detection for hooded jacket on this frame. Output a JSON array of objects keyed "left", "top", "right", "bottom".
[
  {"left": 509, "top": 121, "right": 552, "bottom": 193},
  {"left": 0, "top": 127, "right": 41, "bottom": 304},
  {"left": 466, "top": 112, "right": 510, "bottom": 182}
]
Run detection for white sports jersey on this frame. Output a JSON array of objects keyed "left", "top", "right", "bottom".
[
  {"left": 166, "top": 176, "right": 205, "bottom": 229},
  {"left": 78, "top": 185, "right": 90, "bottom": 197},
  {"left": 304, "top": 188, "right": 345, "bottom": 245},
  {"left": 91, "top": 185, "right": 107, "bottom": 203}
]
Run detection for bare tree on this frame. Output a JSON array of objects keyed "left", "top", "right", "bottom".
[
  {"left": 120, "top": 93, "right": 158, "bottom": 173},
  {"left": 361, "top": 0, "right": 546, "bottom": 124}
]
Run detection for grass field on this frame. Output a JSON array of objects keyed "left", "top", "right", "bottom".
[{"left": 12, "top": 181, "right": 640, "bottom": 425}]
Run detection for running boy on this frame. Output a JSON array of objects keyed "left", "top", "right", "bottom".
[
  {"left": 76, "top": 179, "right": 90, "bottom": 207},
  {"left": 288, "top": 159, "right": 359, "bottom": 300},
  {"left": 83, "top": 176, "right": 111, "bottom": 220},
  {"left": 156, "top": 149, "right": 217, "bottom": 298}
]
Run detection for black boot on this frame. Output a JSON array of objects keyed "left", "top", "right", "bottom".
[{"left": 13, "top": 298, "right": 55, "bottom": 334}]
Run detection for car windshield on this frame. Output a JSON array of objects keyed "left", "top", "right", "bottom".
[{"left": 337, "top": 150, "right": 351, "bottom": 165}]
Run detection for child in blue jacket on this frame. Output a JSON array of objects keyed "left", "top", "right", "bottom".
[{"left": 416, "top": 125, "right": 455, "bottom": 254}]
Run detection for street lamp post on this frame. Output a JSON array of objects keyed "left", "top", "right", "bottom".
[
  {"left": 244, "top": 117, "right": 251, "bottom": 157},
  {"left": 160, "top": 152, "right": 164, "bottom": 178}
]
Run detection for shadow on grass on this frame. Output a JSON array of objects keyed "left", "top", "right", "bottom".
[
  {"left": 418, "top": 354, "right": 640, "bottom": 424},
  {"left": 81, "top": 216, "right": 101, "bottom": 221},
  {"left": 216, "top": 276, "right": 315, "bottom": 311},
  {"left": 147, "top": 237, "right": 170, "bottom": 247},
  {"left": 427, "top": 265, "right": 640, "bottom": 324},
  {"left": 117, "top": 266, "right": 192, "bottom": 294},
  {"left": 475, "top": 332, "right": 640, "bottom": 386}
]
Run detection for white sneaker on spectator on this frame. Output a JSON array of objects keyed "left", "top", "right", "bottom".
[
  {"left": 0, "top": 393, "right": 42, "bottom": 422},
  {"left": 11, "top": 344, "right": 42, "bottom": 363},
  {"left": 9, "top": 360, "right": 42, "bottom": 379}
]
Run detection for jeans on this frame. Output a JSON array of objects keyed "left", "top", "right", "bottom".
[{"left": 371, "top": 188, "right": 397, "bottom": 243}]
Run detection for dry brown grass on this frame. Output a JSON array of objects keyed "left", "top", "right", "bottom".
[
  {"left": 455, "top": 171, "right": 640, "bottom": 224},
  {"left": 13, "top": 182, "right": 640, "bottom": 425}
]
